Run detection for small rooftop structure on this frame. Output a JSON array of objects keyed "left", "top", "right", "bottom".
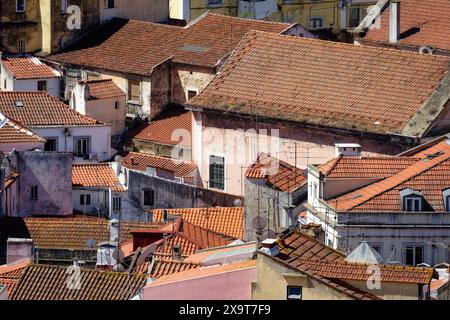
[{"left": 344, "top": 242, "right": 384, "bottom": 265}]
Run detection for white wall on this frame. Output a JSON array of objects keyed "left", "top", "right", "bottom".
[
  {"left": 32, "top": 125, "right": 113, "bottom": 161},
  {"left": 73, "top": 188, "right": 108, "bottom": 215},
  {"left": 0, "top": 141, "right": 44, "bottom": 153},
  {"left": 14, "top": 78, "right": 60, "bottom": 97},
  {"left": 0, "top": 64, "right": 14, "bottom": 91}
]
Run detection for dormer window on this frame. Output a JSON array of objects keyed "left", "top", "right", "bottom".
[
  {"left": 400, "top": 188, "right": 423, "bottom": 212},
  {"left": 443, "top": 188, "right": 450, "bottom": 212}
]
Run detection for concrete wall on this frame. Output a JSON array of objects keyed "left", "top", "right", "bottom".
[
  {"left": 196, "top": 111, "right": 404, "bottom": 196},
  {"left": 0, "top": 141, "right": 44, "bottom": 153},
  {"left": 345, "top": 279, "right": 420, "bottom": 300},
  {"left": 16, "top": 151, "right": 73, "bottom": 216},
  {"left": 170, "top": 0, "right": 190, "bottom": 20},
  {"left": 125, "top": 170, "right": 242, "bottom": 220},
  {"left": 100, "top": 0, "right": 169, "bottom": 23},
  {"left": 32, "top": 125, "right": 112, "bottom": 162},
  {"left": 72, "top": 188, "right": 108, "bottom": 215},
  {"left": 190, "top": 0, "right": 238, "bottom": 21},
  {"left": 143, "top": 266, "right": 256, "bottom": 300},
  {"left": 150, "top": 60, "right": 172, "bottom": 118},
  {"left": 132, "top": 139, "right": 192, "bottom": 161},
  {"left": 252, "top": 252, "right": 353, "bottom": 300},
  {"left": 171, "top": 65, "right": 215, "bottom": 104}
]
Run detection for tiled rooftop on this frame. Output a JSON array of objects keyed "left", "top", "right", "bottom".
[
  {"left": 49, "top": 13, "right": 291, "bottom": 74},
  {"left": 130, "top": 106, "right": 193, "bottom": 147},
  {"left": 1, "top": 55, "right": 60, "bottom": 79},
  {"left": 10, "top": 264, "right": 146, "bottom": 300},
  {"left": 80, "top": 79, "right": 126, "bottom": 100},
  {"left": 0, "top": 92, "right": 101, "bottom": 127},
  {"left": 188, "top": 31, "right": 449, "bottom": 136},
  {"left": 121, "top": 152, "right": 197, "bottom": 177},
  {"left": 144, "top": 259, "right": 199, "bottom": 278},
  {"left": 359, "top": 0, "right": 450, "bottom": 52},
  {"left": 329, "top": 141, "right": 450, "bottom": 212},
  {"left": 0, "top": 117, "right": 45, "bottom": 144},
  {"left": 0, "top": 259, "right": 31, "bottom": 295},
  {"left": 246, "top": 152, "right": 306, "bottom": 192},
  {"left": 153, "top": 207, "right": 244, "bottom": 239},
  {"left": 72, "top": 163, "right": 125, "bottom": 192}
]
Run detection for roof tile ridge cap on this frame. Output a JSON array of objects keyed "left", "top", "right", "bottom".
[
  {"left": 323, "top": 155, "right": 343, "bottom": 176},
  {"left": 337, "top": 152, "right": 450, "bottom": 211}
]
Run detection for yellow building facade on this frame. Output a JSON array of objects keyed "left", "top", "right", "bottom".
[{"left": 189, "top": 0, "right": 239, "bottom": 21}]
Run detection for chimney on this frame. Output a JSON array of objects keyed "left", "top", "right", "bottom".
[
  {"left": 109, "top": 219, "right": 119, "bottom": 243},
  {"left": 389, "top": 2, "right": 400, "bottom": 44},
  {"left": 96, "top": 241, "right": 118, "bottom": 270},
  {"left": 130, "top": 156, "right": 135, "bottom": 165},
  {"left": 334, "top": 143, "right": 361, "bottom": 157},
  {"left": 7, "top": 238, "right": 34, "bottom": 264},
  {"left": 259, "top": 238, "right": 279, "bottom": 256}
]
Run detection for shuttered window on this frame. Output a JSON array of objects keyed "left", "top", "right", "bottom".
[
  {"left": 209, "top": 155, "right": 225, "bottom": 190},
  {"left": 127, "top": 79, "right": 141, "bottom": 102}
]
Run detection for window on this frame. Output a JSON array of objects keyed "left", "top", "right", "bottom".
[
  {"left": 61, "top": 0, "right": 68, "bottom": 12},
  {"left": 287, "top": 286, "right": 302, "bottom": 300},
  {"left": 312, "top": 182, "right": 318, "bottom": 201},
  {"left": 30, "top": 185, "right": 38, "bottom": 200},
  {"left": 4, "top": 79, "right": 7, "bottom": 90},
  {"left": 80, "top": 194, "right": 91, "bottom": 205},
  {"left": 405, "top": 245, "right": 424, "bottom": 266},
  {"left": 44, "top": 138, "right": 58, "bottom": 151},
  {"left": 16, "top": 0, "right": 26, "bottom": 12},
  {"left": 143, "top": 189, "right": 154, "bottom": 206},
  {"left": 187, "top": 90, "right": 197, "bottom": 100},
  {"left": 114, "top": 101, "right": 119, "bottom": 109},
  {"left": 348, "top": 7, "right": 361, "bottom": 28},
  {"left": 309, "top": 17, "right": 323, "bottom": 29},
  {"left": 404, "top": 197, "right": 422, "bottom": 212},
  {"left": 127, "top": 79, "right": 141, "bottom": 102},
  {"left": 106, "top": 0, "right": 115, "bottom": 9},
  {"left": 207, "top": 0, "right": 223, "bottom": 6},
  {"left": 443, "top": 189, "right": 450, "bottom": 212},
  {"left": 16, "top": 40, "right": 26, "bottom": 53},
  {"left": 209, "top": 155, "right": 225, "bottom": 190},
  {"left": 113, "top": 196, "right": 122, "bottom": 212},
  {"left": 37, "top": 80, "right": 47, "bottom": 91},
  {"left": 74, "top": 137, "right": 90, "bottom": 157}
]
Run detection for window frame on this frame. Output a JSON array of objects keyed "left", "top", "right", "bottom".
[
  {"left": 403, "top": 196, "right": 422, "bottom": 212},
  {"left": 37, "top": 80, "right": 47, "bottom": 92},
  {"left": 309, "top": 17, "right": 324, "bottom": 30},
  {"left": 80, "top": 194, "right": 91, "bottom": 206},
  {"left": 61, "top": 0, "right": 68, "bottom": 13},
  {"left": 73, "top": 136, "right": 91, "bottom": 158},
  {"left": 114, "top": 101, "right": 119, "bottom": 110},
  {"left": 16, "top": 40, "right": 26, "bottom": 53},
  {"left": 287, "top": 286, "right": 302, "bottom": 300},
  {"left": 404, "top": 244, "right": 424, "bottom": 266},
  {"left": 44, "top": 137, "right": 58, "bottom": 151},
  {"left": 16, "top": 0, "right": 26, "bottom": 12},
  {"left": 209, "top": 155, "right": 225, "bottom": 190},
  {"left": 30, "top": 185, "right": 38, "bottom": 200},
  {"left": 187, "top": 89, "right": 198, "bottom": 100},
  {"left": 143, "top": 189, "right": 155, "bottom": 207},
  {"left": 127, "top": 78, "right": 141, "bottom": 104},
  {"left": 207, "top": 0, "right": 223, "bottom": 7},
  {"left": 112, "top": 196, "right": 122, "bottom": 212}
]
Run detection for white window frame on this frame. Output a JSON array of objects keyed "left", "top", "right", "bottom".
[
  {"left": 209, "top": 154, "right": 225, "bottom": 191},
  {"left": 309, "top": 16, "right": 324, "bottom": 30},
  {"left": 404, "top": 244, "right": 424, "bottom": 266},
  {"left": 287, "top": 286, "right": 302, "bottom": 300},
  {"left": 16, "top": 0, "right": 26, "bottom": 12},
  {"left": 404, "top": 196, "right": 422, "bottom": 212}
]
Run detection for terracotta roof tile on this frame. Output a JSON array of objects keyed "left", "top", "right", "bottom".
[
  {"left": 10, "top": 264, "right": 146, "bottom": 300},
  {"left": 0, "top": 259, "right": 31, "bottom": 295},
  {"left": 72, "top": 163, "right": 125, "bottom": 192},
  {"left": 80, "top": 79, "right": 126, "bottom": 100},
  {"left": 246, "top": 152, "right": 306, "bottom": 192},
  {"left": 329, "top": 141, "right": 450, "bottom": 212},
  {"left": 49, "top": 13, "right": 291, "bottom": 74},
  {"left": 188, "top": 31, "right": 449, "bottom": 136},
  {"left": 140, "top": 259, "right": 199, "bottom": 278},
  {"left": 360, "top": 0, "right": 450, "bottom": 53},
  {"left": 2, "top": 55, "right": 60, "bottom": 79},
  {"left": 0, "top": 92, "right": 101, "bottom": 127},
  {"left": 121, "top": 152, "right": 197, "bottom": 177},
  {"left": 130, "top": 107, "right": 192, "bottom": 147},
  {"left": 0, "top": 116, "right": 45, "bottom": 144},
  {"left": 153, "top": 207, "right": 244, "bottom": 239}
]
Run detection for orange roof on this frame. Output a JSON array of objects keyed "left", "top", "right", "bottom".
[
  {"left": 2, "top": 55, "right": 60, "bottom": 79},
  {"left": 72, "top": 163, "right": 125, "bottom": 191},
  {"left": 131, "top": 107, "right": 192, "bottom": 147},
  {"left": 148, "top": 259, "right": 256, "bottom": 287},
  {"left": 329, "top": 141, "right": 450, "bottom": 212},
  {"left": 121, "top": 152, "right": 197, "bottom": 177},
  {"left": 360, "top": 0, "right": 450, "bottom": 53},
  {"left": 0, "top": 92, "right": 101, "bottom": 127},
  {"left": 0, "top": 116, "right": 45, "bottom": 144},
  {"left": 0, "top": 259, "right": 31, "bottom": 295},
  {"left": 10, "top": 264, "right": 146, "bottom": 300},
  {"left": 320, "top": 156, "right": 419, "bottom": 179},
  {"left": 246, "top": 152, "right": 306, "bottom": 192},
  {"left": 80, "top": 79, "right": 125, "bottom": 100},
  {"left": 49, "top": 13, "right": 291, "bottom": 75},
  {"left": 153, "top": 207, "right": 244, "bottom": 239},
  {"left": 188, "top": 30, "right": 449, "bottom": 136},
  {"left": 299, "top": 259, "right": 435, "bottom": 284}
]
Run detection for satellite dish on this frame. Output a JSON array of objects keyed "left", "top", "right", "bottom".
[
  {"left": 233, "top": 199, "right": 242, "bottom": 206},
  {"left": 252, "top": 216, "right": 267, "bottom": 230},
  {"left": 114, "top": 155, "right": 123, "bottom": 163},
  {"left": 136, "top": 242, "right": 158, "bottom": 266},
  {"left": 112, "top": 247, "right": 125, "bottom": 261}
]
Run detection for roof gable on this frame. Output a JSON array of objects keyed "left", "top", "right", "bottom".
[{"left": 2, "top": 55, "right": 60, "bottom": 80}]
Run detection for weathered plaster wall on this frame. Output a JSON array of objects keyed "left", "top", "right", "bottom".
[
  {"left": 171, "top": 65, "right": 215, "bottom": 104},
  {"left": 345, "top": 280, "right": 419, "bottom": 300},
  {"left": 16, "top": 151, "right": 73, "bottom": 216},
  {"left": 100, "top": 0, "right": 169, "bottom": 23}
]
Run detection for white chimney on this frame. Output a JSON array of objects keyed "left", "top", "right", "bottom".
[
  {"left": 334, "top": 143, "right": 361, "bottom": 157},
  {"left": 109, "top": 219, "right": 119, "bottom": 243},
  {"left": 259, "top": 238, "right": 279, "bottom": 256},
  {"left": 389, "top": 2, "right": 400, "bottom": 44},
  {"left": 7, "top": 238, "right": 33, "bottom": 264}
]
